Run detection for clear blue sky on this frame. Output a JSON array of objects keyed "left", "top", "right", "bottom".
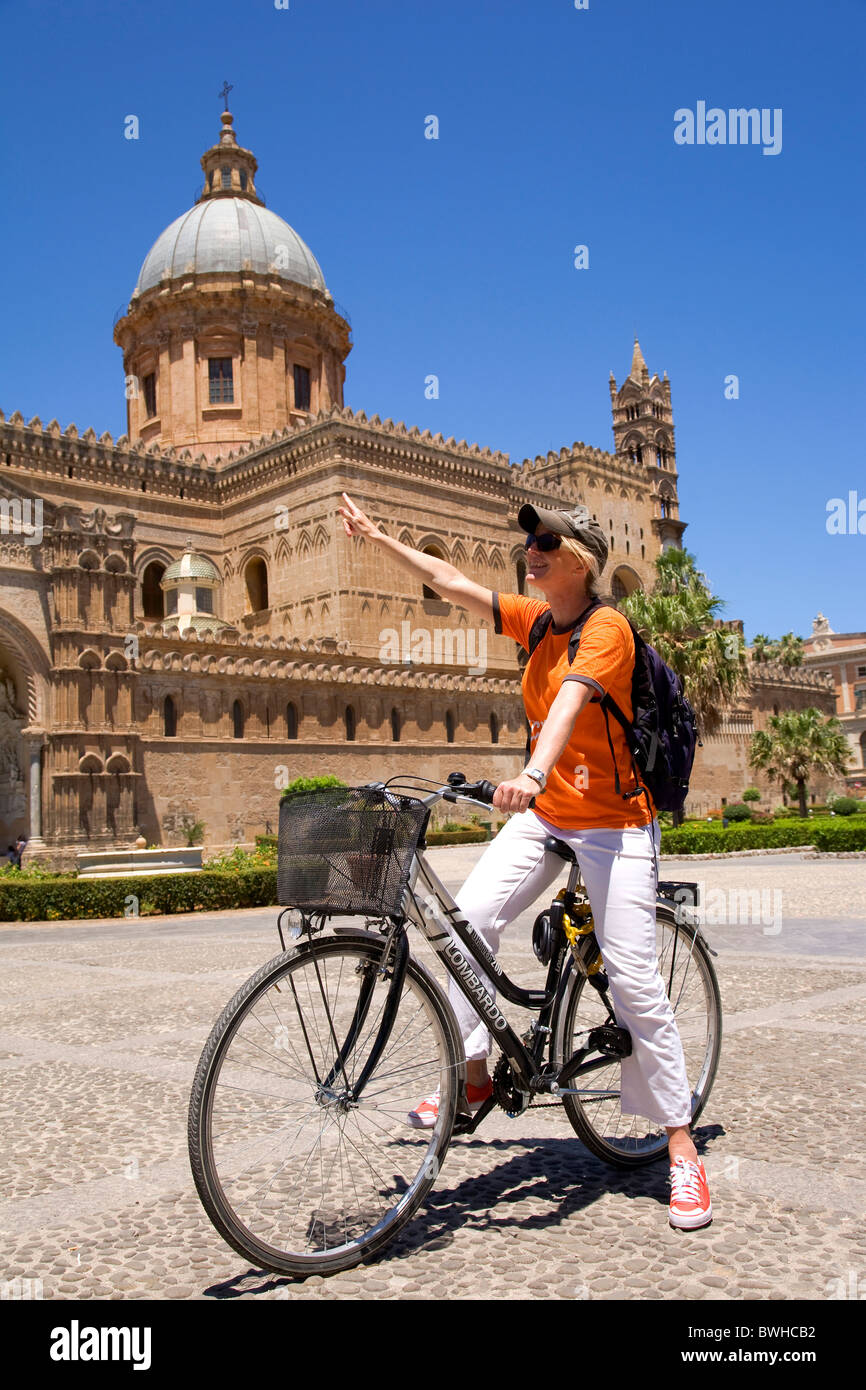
[{"left": 1, "top": 0, "right": 863, "bottom": 640}]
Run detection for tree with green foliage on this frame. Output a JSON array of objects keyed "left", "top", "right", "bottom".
[
  {"left": 749, "top": 709, "right": 850, "bottom": 818},
  {"left": 750, "top": 634, "right": 774, "bottom": 663},
  {"left": 776, "top": 632, "right": 805, "bottom": 667},
  {"left": 620, "top": 547, "right": 748, "bottom": 740}
]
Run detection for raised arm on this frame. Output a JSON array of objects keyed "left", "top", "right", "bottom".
[{"left": 338, "top": 493, "right": 494, "bottom": 625}]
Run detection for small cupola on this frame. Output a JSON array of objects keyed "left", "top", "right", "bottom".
[
  {"left": 161, "top": 540, "right": 228, "bottom": 635},
  {"left": 198, "top": 105, "right": 263, "bottom": 206}
]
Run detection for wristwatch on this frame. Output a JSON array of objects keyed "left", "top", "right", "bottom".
[{"left": 523, "top": 766, "right": 547, "bottom": 792}]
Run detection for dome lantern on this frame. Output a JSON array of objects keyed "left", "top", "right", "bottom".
[{"left": 197, "top": 108, "right": 263, "bottom": 207}]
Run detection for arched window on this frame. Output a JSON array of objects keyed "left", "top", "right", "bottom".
[
  {"left": 390, "top": 707, "right": 401, "bottom": 742},
  {"left": 445, "top": 710, "right": 455, "bottom": 744},
  {"left": 516, "top": 558, "right": 527, "bottom": 595},
  {"left": 163, "top": 695, "right": 176, "bottom": 737},
  {"left": 489, "top": 712, "right": 499, "bottom": 744},
  {"left": 245, "top": 558, "right": 269, "bottom": 613},
  {"left": 232, "top": 700, "right": 244, "bottom": 739},
  {"left": 421, "top": 545, "right": 446, "bottom": 600},
  {"left": 286, "top": 702, "right": 298, "bottom": 739},
  {"left": 345, "top": 705, "right": 356, "bottom": 741},
  {"left": 142, "top": 562, "right": 166, "bottom": 620}
]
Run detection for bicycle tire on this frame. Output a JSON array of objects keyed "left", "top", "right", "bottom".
[
  {"left": 188, "top": 931, "right": 464, "bottom": 1276},
  {"left": 555, "top": 905, "right": 722, "bottom": 1168}
]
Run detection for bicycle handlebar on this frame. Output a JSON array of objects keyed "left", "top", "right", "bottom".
[{"left": 445, "top": 772, "right": 535, "bottom": 810}]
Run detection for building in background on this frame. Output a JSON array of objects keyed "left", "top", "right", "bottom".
[
  {"left": 0, "top": 110, "right": 835, "bottom": 861},
  {"left": 804, "top": 614, "right": 866, "bottom": 793}
]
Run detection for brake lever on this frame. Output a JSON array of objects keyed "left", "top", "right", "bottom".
[{"left": 457, "top": 795, "right": 496, "bottom": 812}]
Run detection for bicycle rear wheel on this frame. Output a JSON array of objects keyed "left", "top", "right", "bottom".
[
  {"left": 555, "top": 907, "right": 721, "bottom": 1167},
  {"left": 188, "top": 932, "right": 463, "bottom": 1275}
]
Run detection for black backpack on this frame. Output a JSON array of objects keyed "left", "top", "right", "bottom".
[{"left": 522, "top": 599, "right": 699, "bottom": 815}]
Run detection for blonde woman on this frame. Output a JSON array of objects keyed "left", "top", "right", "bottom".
[{"left": 339, "top": 492, "right": 712, "bottom": 1230}]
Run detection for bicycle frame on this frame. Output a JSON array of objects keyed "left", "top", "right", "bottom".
[{"left": 401, "top": 843, "right": 601, "bottom": 1103}]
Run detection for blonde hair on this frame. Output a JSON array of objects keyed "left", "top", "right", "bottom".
[{"left": 559, "top": 534, "right": 604, "bottom": 599}]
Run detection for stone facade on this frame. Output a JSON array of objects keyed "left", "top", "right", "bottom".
[
  {"left": 0, "top": 111, "right": 837, "bottom": 862},
  {"left": 803, "top": 614, "right": 866, "bottom": 793}
]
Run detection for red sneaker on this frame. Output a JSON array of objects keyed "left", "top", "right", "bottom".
[
  {"left": 407, "top": 1088, "right": 440, "bottom": 1129},
  {"left": 465, "top": 1077, "right": 493, "bottom": 1112},
  {"left": 406, "top": 1078, "right": 493, "bottom": 1129},
  {"left": 668, "top": 1156, "right": 713, "bottom": 1229}
]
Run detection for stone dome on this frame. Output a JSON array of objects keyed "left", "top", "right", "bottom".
[{"left": 134, "top": 198, "right": 328, "bottom": 297}]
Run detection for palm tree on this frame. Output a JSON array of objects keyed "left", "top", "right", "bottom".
[
  {"left": 621, "top": 548, "right": 748, "bottom": 739},
  {"left": 750, "top": 634, "right": 774, "bottom": 663},
  {"left": 749, "top": 708, "right": 850, "bottom": 818},
  {"left": 777, "top": 631, "right": 805, "bottom": 667}
]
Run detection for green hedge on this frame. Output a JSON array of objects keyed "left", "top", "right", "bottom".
[
  {"left": 661, "top": 819, "right": 866, "bottom": 855},
  {"left": 0, "top": 869, "right": 278, "bottom": 923},
  {"left": 425, "top": 829, "right": 488, "bottom": 845}
]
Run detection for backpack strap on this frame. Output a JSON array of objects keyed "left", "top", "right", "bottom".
[
  {"left": 522, "top": 599, "right": 603, "bottom": 761},
  {"left": 565, "top": 598, "right": 605, "bottom": 663},
  {"left": 525, "top": 609, "right": 553, "bottom": 657}
]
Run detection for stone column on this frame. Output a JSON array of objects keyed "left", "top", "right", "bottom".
[{"left": 22, "top": 729, "right": 46, "bottom": 848}]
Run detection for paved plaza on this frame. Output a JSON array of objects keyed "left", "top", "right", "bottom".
[{"left": 1, "top": 847, "right": 865, "bottom": 1302}]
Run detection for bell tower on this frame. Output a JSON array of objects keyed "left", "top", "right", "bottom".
[{"left": 609, "top": 337, "right": 686, "bottom": 549}]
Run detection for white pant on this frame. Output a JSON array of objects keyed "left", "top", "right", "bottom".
[{"left": 451, "top": 809, "right": 693, "bottom": 1128}]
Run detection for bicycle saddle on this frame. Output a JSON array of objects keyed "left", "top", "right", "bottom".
[{"left": 544, "top": 835, "right": 576, "bottom": 864}]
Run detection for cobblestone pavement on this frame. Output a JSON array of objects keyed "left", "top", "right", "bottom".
[{"left": 1, "top": 848, "right": 865, "bottom": 1302}]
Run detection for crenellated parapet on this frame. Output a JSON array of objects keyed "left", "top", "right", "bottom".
[{"left": 750, "top": 661, "right": 836, "bottom": 693}]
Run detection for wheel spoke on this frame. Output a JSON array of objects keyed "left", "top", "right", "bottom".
[
  {"left": 190, "top": 938, "right": 457, "bottom": 1273},
  {"left": 560, "top": 915, "right": 720, "bottom": 1163}
]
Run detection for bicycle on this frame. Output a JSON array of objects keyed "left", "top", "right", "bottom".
[{"left": 188, "top": 773, "right": 721, "bottom": 1277}]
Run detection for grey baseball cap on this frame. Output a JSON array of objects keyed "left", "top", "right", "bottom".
[{"left": 517, "top": 502, "right": 609, "bottom": 569}]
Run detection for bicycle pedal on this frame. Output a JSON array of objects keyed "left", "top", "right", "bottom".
[{"left": 587, "top": 1025, "right": 632, "bottom": 1059}]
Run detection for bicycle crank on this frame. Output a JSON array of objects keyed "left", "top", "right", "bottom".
[{"left": 492, "top": 1055, "right": 531, "bottom": 1118}]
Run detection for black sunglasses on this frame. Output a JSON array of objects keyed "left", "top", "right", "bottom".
[{"left": 524, "top": 532, "right": 562, "bottom": 552}]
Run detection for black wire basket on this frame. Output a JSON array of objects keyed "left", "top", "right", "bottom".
[{"left": 277, "top": 785, "right": 430, "bottom": 916}]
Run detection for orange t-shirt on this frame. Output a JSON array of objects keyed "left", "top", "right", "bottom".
[{"left": 494, "top": 592, "right": 654, "bottom": 830}]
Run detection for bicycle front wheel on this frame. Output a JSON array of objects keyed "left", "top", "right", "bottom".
[
  {"left": 555, "top": 906, "right": 721, "bottom": 1167},
  {"left": 188, "top": 933, "right": 463, "bottom": 1276}
]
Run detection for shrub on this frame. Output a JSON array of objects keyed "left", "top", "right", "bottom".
[
  {"left": 723, "top": 803, "right": 753, "bottom": 822},
  {"left": 280, "top": 775, "right": 345, "bottom": 797},
  {"left": 830, "top": 797, "right": 859, "bottom": 816},
  {"left": 742, "top": 787, "right": 761, "bottom": 802},
  {"left": 183, "top": 819, "right": 206, "bottom": 846},
  {"left": 425, "top": 829, "right": 487, "bottom": 845},
  {"left": 0, "top": 868, "right": 278, "bottom": 923},
  {"left": 660, "top": 819, "right": 866, "bottom": 855}
]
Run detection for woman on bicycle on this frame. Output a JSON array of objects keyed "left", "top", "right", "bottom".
[{"left": 339, "top": 491, "right": 712, "bottom": 1230}]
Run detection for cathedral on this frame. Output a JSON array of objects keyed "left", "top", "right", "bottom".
[{"left": 0, "top": 111, "right": 833, "bottom": 863}]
